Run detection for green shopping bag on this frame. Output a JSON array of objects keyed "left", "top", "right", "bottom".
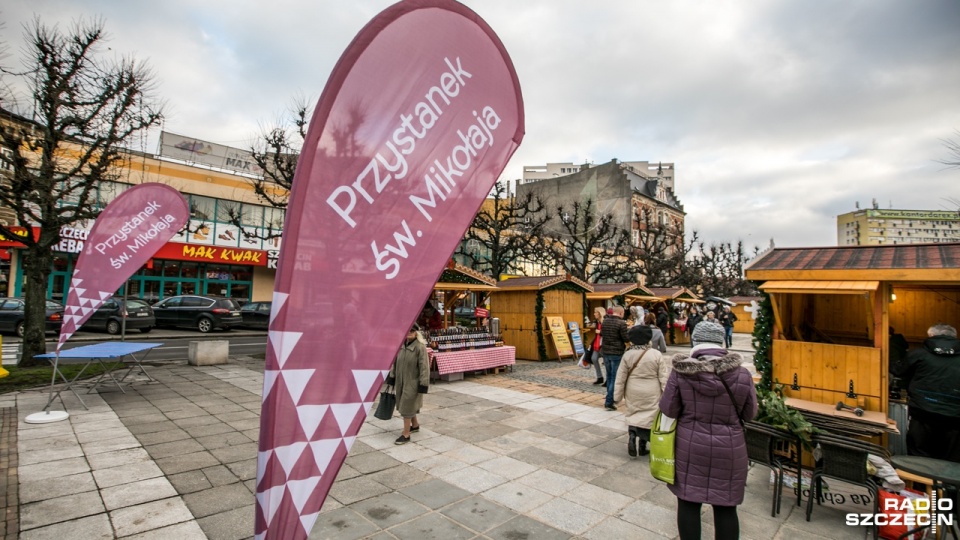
[{"left": 649, "top": 411, "right": 677, "bottom": 484}]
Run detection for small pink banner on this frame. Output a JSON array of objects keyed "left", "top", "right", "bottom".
[{"left": 57, "top": 183, "right": 189, "bottom": 351}]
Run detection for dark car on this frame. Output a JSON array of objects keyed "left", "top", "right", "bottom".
[
  {"left": 454, "top": 306, "right": 477, "bottom": 320},
  {"left": 239, "top": 301, "right": 271, "bottom": 329},
  {"left": 151, "top": 295, "right": 242, "bottom": 333},
  {"left": 81, "top": 297, "right": 156, "bottom": 335},
  {"left": 0, "top": 298, "right": 64, "bottom": 337}
]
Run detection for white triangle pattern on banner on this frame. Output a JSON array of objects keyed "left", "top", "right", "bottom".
[
  {"left": 262, "top": 370, "right": 281, "bottom": 402},
  {"left": 295, "top": 404, "right": 328, "bottom": 439},
  {"left": 81, "top": 306, "right": 94, "bottom": 316},
  {"left": 257, "top": 449, "right": 273, "bottom": 484},
  {"left": 256, "top": 484, "right": 286, "bottom": 528},
  {"left": 79, "top": 297, "right": 91, "bottom": 307},
  {"left": 381, "top": 369, "right": 390, "bottom": 378},
  {"left": 269, "top": 330, "right": 303, "bottom": 369},
  {"left": 98, "top": 290, "right": 112, "bottom": 300},
  {"left": 281, "top": 369, "right": 315, "bottom": 405},
  {"left": 286, "top": 476, "right": 321, "bottom": 514},
  {"left": 75, "top": 287, "right": 87, "bottom": 297},
  {"left": 342, "top": 436, "right": 357, "bottom": 453},
  {"left": 271, "top": 292, "right": 289, "bottom": 325},
  {"left": 309, "top": 438, "right": 341, "bottom": 474},
  {"left": 71, "top": 278, "right": 83, "bottom": 287},
  {"left": 254, "top": 534, "right": 265, "bottom": 540},
  {"left": 329, "top": 403, "right": 362, "bottom": 436},
  {"left": 300, "top": 512, "right": 320, "bottom": 537},
  {"left": 351, "top": 369, "right": 381, "bottom": 400},
  {"left": 273, "top": 442, "right": 308, "bottom": 476},
  {"left": 361, "top": 401, "right": 374, "bottom": 414}
]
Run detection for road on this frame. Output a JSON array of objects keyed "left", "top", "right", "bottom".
[{"left": 1, "top": 328, "right": 268, "bottom": 365}]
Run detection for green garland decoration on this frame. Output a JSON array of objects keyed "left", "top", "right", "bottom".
[
  {"left": 751, "top": 289, "right": 774, "bottom": 389},
  {"left": 534, "top": 289, "right": 547, "bottom": 361}
]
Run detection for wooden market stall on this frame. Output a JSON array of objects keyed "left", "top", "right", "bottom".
[
  {"left": 728, "top": 295, "right": 761, "bottom": 334},
  {"left": 647, "top": 287, "right": 704, "bottom": 344},
  {"left": 491, "top": 274, "right": 593, "bottom": 361},
  {"left": 584, "top": 282, "right": 660, "bottom": 352},
  {"left": 427, "top": 262, "right": 514, "bottom": 380},
  {"left": 744, "top": 243, "right": 960, "bottom": 429}
]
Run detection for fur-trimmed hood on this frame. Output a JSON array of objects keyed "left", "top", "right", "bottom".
[{"left": 671, "top": 349, "right": 745, "bottom": 398}]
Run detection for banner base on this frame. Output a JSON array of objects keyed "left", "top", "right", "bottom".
[{"left": 24, "top": 410, "right": 69, "bottom": 424}]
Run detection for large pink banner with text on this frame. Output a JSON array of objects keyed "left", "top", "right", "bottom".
[
  {"left": 57, "top": 183, "right": 190, "bottom": 352},
  {"left": 254, "top": 1, "right": 524, "bottom": 537}
]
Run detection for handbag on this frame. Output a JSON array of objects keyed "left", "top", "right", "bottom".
[
  {"left": 373, "top": 386, "right": 396, "bottom": 421},
  {"left": 717, "top": 374, "right": 746, "bottom": 427},
  {"left": 649, "top": 410, "right": 677, "bottom": 484},
  {"left": 578, "top": 349, "right": 592, "bottom": 369}
]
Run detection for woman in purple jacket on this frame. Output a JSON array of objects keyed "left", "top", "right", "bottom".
[{"left": 658, "top": 321, "right": 757, "bottom": 540}]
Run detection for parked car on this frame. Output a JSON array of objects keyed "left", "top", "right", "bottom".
[
  {"left": 151, "top": 295, "right": 242, "bottom": 333},
  {"left": 454, "top": 306, "right": 477, "bottom": 320},
  {"left": 239, "top": 301, "right": 271, "bottom": 329},
  {"left": 0, "top": 298, "right": 64, "bottom": 337},
  {"left": 80, "top": 297, "right": 155, "bottom": 335}
]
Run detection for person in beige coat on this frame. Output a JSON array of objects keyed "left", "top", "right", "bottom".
[
  {"left": 613, "top": 325, "right": 672, "bottom": 457},
  {"left": 385, "top": 323, "right": 430, "bottom": 445}
]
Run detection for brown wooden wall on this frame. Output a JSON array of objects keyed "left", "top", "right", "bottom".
[
  {"left": 775, "top": 293, "right": 873, "bottom": 346},
  {"left": 731, "top": 304, "right": 755, "bottom": 334},
  {"left": 889, "top": 286, "right": 960, "bottom": 345},
  {"left": 772, "top": 340, "right": 882, "bottom": 411},
  {"left": 490, "top": 288, "right": 586, "bottom": 360}
]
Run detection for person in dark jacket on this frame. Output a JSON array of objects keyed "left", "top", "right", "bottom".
[
  {"left": 717, "top": 305, "right": 738, "bottom": 348},
  {"left": 684, "top": 306, "right": 702, "bottom": 348},
  {"left": 891, "top": 323, "right": 960, "bottom": 461},
  {"left": 659, "top": 320, "right": 758, "bottom": 540},
  {"left": 655, "top": 306, "right": 669, "bottom": 341},
  {"left": 600, "top": 305, "right": 631, "bottom": 411}
]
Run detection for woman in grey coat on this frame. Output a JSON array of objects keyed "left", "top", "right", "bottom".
[
  {"left": 658, "top": 321, "right": 757, "bottom": 540},
  {"left": 385, "top": 324, "right": 430, "bottom": 445}
]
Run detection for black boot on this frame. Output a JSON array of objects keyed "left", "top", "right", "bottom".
[
  {"left": 637, "top": 438, "right": 649, "bottom": 456},
  {"left": 593, "top": 377, "right": 605, "bottom": 386},
  {"left": 628, "top": 428, "right": 638, "bottom": 458}
]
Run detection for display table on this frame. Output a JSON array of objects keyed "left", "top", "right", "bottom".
[{"left": 429, "top": 346, "right": 515, "bottom": 376}]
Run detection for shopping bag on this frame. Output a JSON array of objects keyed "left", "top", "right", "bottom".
[
  {"left": 878, "top": 488, "right": 928, "bottom": 540},
  {"left": 578, "top": 350, "right": 592, "bottom": 369},
  {"left": 373, "top": 389, "right": 396, "bottom": 420},
  {"left": 649, "top": 411, "right": 677, "bottom": 484}
]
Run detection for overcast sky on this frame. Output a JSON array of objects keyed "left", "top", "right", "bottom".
[{"left": 2, "top": 1, "right": 958, "bottom": 249}]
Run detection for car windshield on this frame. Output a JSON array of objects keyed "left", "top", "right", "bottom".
[
  {"left": 126, "top": 299, "right": 150, "bottom": 309},
  {"left": 45, "top": 300, "right": 63, "bottom": 309},
  {"left": 217, "top": 299, "right": 241, "bottom": 310}
]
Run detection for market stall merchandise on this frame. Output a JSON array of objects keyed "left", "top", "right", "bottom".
[{"left": 646, "top": 287, "right": 703, "bottom": 345}]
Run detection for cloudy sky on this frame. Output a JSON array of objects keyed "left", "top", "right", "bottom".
[{"left": 2, "top": 0, "right": 958, "bottom": 249}]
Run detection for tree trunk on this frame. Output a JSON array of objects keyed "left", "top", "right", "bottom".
[{"left": 18, "top": 247, "right": 53, "bottom": 367}]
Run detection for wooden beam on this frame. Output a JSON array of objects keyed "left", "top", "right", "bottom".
[{"left": 768, "top": 293, "right": 786, "bottom": 337}]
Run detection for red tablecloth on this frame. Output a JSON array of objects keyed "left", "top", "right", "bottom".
[{"left": 429, "top": 346, "right": 516, "bottom": 375}]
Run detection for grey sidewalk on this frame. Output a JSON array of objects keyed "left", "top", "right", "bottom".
[{"left": 2, "top": 342, "right": 871, "bottom": 539}]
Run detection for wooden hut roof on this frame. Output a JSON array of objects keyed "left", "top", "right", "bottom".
[
  {"left": 745, "top": 243, "right": 960, "bottom": 281},
  {"left": 586, "top": 282, "right": 656, "bottom": 300},
  {"left": 495, "top": 274, "right": 593, "bottom": 293},
  {"left": 727, "top": 295, "right": 760, "bottom": 305},
  {"left": 433, "top": 263, "right": 498, "bottom": 290},
  {"left": 647, "top": 287, "right": 703, "bottom": 302}
]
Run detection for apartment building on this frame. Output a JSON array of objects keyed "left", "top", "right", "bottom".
[{"left": 837, "top": 207, "right": 960, "bottom": 245}]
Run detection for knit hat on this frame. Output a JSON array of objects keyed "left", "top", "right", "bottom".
[
  {"left": 628, "top": 325, "right": 653, "bottom": 346},
  {"left": 691, "top": 321, "right": 725, "bottom": 346}
]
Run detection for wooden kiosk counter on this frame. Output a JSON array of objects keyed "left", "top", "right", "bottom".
[
  {"left": 427, "top": 263, "right": 514, "bottom": 379},
  {"left": 745, "top": 243, "right": 960, "bottom": 430}
]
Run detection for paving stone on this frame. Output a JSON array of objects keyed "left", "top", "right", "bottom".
[
  {"left": 196, "top": 505, "right": 256, "bottom": 540},
  {"left": 122, "top": 518, "right": 208, "bottom": 539},
  {"left": 201, "top": 464, "right": 240, "bottom": 487},
  {"left": 328, "top": 476, "right": 392, "bottom": 506},
  {"left": 224, "top": 457, "right": 257, "bottom": 481},
  {"left": 309, "top": 507, "right": 380, "bottom": 540},
  {"left": 19, "top": 471, "right": 97, "bottom": 504},
  {"left": 544, "top": 457, "right": 608, "bottom": 482},
  {"left": 528, "top": 497, "right": 605, "bottom": 535},
  {"left": 100, "top": 476, "right": 178, "bottom": 511},
  {"left": 18, "top": 513, "right": 113, "bottom": 540},
  {"left": 109, "top": 497, "right": 194, "bottom": 537},
  {"left": 440, "top": 495, "right": 518, "bottom": 533},
  {"left": 387, "top": 512, "right": 474, "bottom": 540},
  {"left": 508, "top": 446, "right": 566, "bottom": 468},
  {"left": 18, "top": 457, "right": 89, "bottom": 483},
  {"left": 86, "top": 447, "right": 152, "bottom": 469},
  {"left": 135, "top": 428, "right": 193, "bottom": 446},
  {"left": 19, "top": 491, "right": 106, "bottom": 531},
  {"left": 366, "top": 463, "right": 432, "bottom": 490},
  {"left": 155, "top": 450, "right": 221, "bottom": 475},
  {"left": 486, "top": 515, "right": 572, "bottom": 540},
  {"left": 399, "top": 478, "right": 472, "bottom": 509},
  {"left": 208, "top": 441, "right": 256, "bottom": 464},
  {"left": 481, "top": 480, "right": 555, "bottom": 513},
  {"left": 349, "top": 492, "right": 430, "bottom": 529},
  {"left": 345, "top": 451, "right": 404, "bottom": 475},
  {"left": 167, "top": 470, "right": 213, "bottom": 494},
  {"left": 589, "top": 467, "right": 658, "bottom": 498},
  {"left": 516, "top": 469, "right": 581, "bottom": 496},
  {"left": 475, "top": 456, "right": 538, "bottom": 480},
  {"left": 559, "top": 481, "right": 632, "bottom": 513},
  {"left": 617, "top": 498, "right": 679, "bottom": 538},
  {"left": 583, "top": 516, "right": 668, "bottom": 540},
  {"left": 145, "top": 438, "right": 206, "bottom": 460},
  {"left": 17, "top": 444, "right": 85, "bottom": 466},
  {"left": 182, "top": 482, "right": 251, "bottom": 518},
  {"left": 80, "top": 435, "right": 142, "bottom": 455},
  {"left": 195, "top": 431, "right": 251, "bottom": 451},
  {"left": 92, "top": 460, "right": 165, "bottom": 489},
  {"left": 440, "top": 465, "right": 508, "bottom": 494}
]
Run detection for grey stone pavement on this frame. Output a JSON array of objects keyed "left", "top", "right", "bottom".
[{"left": 0, "top": 334, "right": 874, "bottom": 539}]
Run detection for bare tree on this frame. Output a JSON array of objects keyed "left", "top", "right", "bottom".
[
  {"left": 456, "top": 182, "right": 557, "bottom": 279},
  {"left": 0, "top": 19, "right": 162, "bottom": 365},
  {"left": 939, "top": 129, "right": 960, "bottom": 169},
  {"left": 689, "top": 240, "right": 758, "bottom": 298},
  {"left": 633, "top": 208, "right": 699, "bottom": 287},
  {"left": 551, "top": 198, "right": 636, "bottom": 282}
]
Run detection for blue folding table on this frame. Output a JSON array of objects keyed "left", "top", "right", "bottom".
[{"left": 35, "top": 342, "right": 163, "bottom": 411}]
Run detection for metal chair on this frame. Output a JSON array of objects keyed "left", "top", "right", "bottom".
[
  {"left": 745, "top": 421, "right": 803, "bottom": 516},
  {"left": 805, "top": 432, "right": 888, "bottom": 540}
]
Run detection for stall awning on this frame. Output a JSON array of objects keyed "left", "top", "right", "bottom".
[{"left": 759, "top": 280, "right": 879, "bottom": 295}]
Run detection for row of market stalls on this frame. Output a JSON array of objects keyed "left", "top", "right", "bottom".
[{"left": 426, "top": 263, "right": 757, "bottom": 371}]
